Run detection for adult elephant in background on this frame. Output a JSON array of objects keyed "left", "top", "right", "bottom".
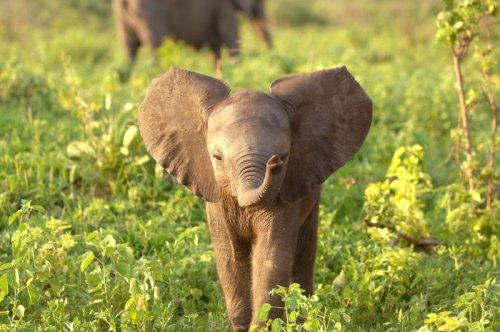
[
  {"left": 113, "top": 0, "right": 239, "bottom": 71},
  {"left": 232, "top": 0, "right": 272, "bottom": 47}
]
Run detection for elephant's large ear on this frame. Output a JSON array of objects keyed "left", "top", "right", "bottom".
[
  {"left": 270, "top": 66, "right": 372, "bottom": 203},
  {"left": 138, "top": 68, "right": 230, "bottom": 202}
]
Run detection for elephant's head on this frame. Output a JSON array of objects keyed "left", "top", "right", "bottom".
[{"left": 138, "top": 67, "right": 372, "bottom": 207}]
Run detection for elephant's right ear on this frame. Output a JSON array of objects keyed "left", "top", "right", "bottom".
[
  {"left": 271, "top": 67, "right": 372, "bottom": 203},
  {"left": 138, "top": 68, "right": 230, "bottom": 202}
]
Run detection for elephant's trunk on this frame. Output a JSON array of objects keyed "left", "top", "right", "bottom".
[{"left": 236, "top": 155, "right": 285, "bottom": 207}]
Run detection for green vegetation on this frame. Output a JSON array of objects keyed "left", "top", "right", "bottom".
[{"left": 0, "top": 0, "right": 498, "bottom": 330}]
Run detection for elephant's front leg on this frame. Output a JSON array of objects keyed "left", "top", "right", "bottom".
[
  {"left": 206, "top": 206, "right": 252, "bottom": 331},
  {"left": 251, "top": 213, "right": 299, "bottom": 325},
  {"left": 292, "top": 204, "right": 319, "bottom": 296}
]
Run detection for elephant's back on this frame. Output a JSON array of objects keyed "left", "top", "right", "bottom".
[{"left": 165, "top": 0, "right": 225, "bottom": 45}]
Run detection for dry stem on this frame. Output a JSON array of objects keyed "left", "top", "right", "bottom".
[{"left": 364, "top": 220, "right": 440, "bottom": 252}]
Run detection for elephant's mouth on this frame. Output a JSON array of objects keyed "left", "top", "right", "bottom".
[{"left": 235, "top": 154, "right": 287, "bottom": 207}]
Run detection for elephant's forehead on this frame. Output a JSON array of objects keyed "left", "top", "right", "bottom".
[
  {"left": 209, "top": 100, "right": 289, "bottom": 131},
  {"left": 207, "top": 99, "right": 291, "bottom": 152}
]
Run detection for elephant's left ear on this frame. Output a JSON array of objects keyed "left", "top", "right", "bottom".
[
  {"left": 270, "top": 66, "right": 372, "bottom": 203},
  {"left": 138, "top": 68, "right": 230, "bottom": 202}
]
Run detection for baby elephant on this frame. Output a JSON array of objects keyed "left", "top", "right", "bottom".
[
  {"left": 113, "top": 0, "right": 239, "bottom": 69},
  {"left": 138, "top": 67, "right": 372, "bottom": 330}
]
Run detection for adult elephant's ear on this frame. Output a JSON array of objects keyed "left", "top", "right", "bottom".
[
  {"left": 270, "top": 66, "right": 372, "bottom": 203},
  {"left": 138, "top": 68, "right": 230, "bottom": 202}
]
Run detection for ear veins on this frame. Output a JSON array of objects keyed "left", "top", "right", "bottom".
[
  {"left": 197, "top": 102, "right": 219, "bottom": 134},
  {"left": 270, "top": 93, "right": 296, "bottom": 119},
  {"left": 197, "top": 87, "right": 230, "bottom": 131}
]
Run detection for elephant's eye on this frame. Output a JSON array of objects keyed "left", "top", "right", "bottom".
[{"left": 213, "top": 152, "right": 223, "bottom": 163}]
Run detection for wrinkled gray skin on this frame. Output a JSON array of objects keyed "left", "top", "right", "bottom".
[
  {"left": 138, "top": 67, "right": 372, "bottom": 331},
  {"left": 231, "top": 0, "right": 272, "bottom": 47},
  {"left": 113, "top": 0, "right": 239, "bottom": 67}
]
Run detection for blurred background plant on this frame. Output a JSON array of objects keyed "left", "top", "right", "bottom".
[{"left": 0, "top": 0, "right": 498, "bottom": 330}]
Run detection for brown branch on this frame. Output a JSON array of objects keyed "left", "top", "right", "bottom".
[
  {"left": 364, "top": 219, "right": 440, "bottom": 252},
  {"left": 453, "top": 135, "right": 465, "bottom": 184},
  {"left": 452, "top": 48, "right": 475, "bottom": 191}
]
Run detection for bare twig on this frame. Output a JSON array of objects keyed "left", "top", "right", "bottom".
[{"left": 364, "top": 219, "right": 440, "bottom": 252}]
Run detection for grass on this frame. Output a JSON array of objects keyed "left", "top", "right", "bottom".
[{"left": 0, "top": 0, "right": 498, "bottom": 330}]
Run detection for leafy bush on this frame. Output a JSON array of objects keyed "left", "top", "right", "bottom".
[
  {"left": 253, "top": 283, "right": 350, "bottom": 331},
  {"left": 364, "top": 145, "right": 432, "bottom": 239}
]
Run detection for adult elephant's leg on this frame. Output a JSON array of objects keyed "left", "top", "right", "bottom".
[
  {"left": 113, "top": 0, "right": 141, "bottom": 62},
  {"left": 210, "top": 45, "right": 222, "bottom": 78},
  {"left": 217, "top": 1, "right": 240, "bottom": 57},
  {"left": 251, "top": 0, "right": 272, "bottom": 47},
  {"left": 291, "top": 204, "right": 319, "bottom": 295},
  {"left": 116, "top": 17, "right": 141, "bottom": 62},
  {"left": 123, "top": 27, "right": 141, "bottom": 62},
  {"left": 136, "top": 17, "right": 168, "bottom": 63},
  {"left": 206, "top": 205, "right": 252, "bottom": 331},
  {"left": 251, "top": 211, "right": 299, "bottom": 325},
  {"left": 252, "top": 18, "right": 272, "bottom": 48}
]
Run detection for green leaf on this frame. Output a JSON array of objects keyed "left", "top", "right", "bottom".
[
  {"left": 470, "top": 190, "right": 482, "bottom": 203},
  {"left": 257, "top": 303, "right": 271, "bottom": 322},
  {"left": 31, "top": 205, "right": 45, "bottom": 213},
  {"left": 67, "top": 141, "right": 95, "bottom": 159},
  {"left": 333, "top": 270, "right": 347, "bottom": 289},
  {"left": 80, "top": 251, "right": 94, "bottom": 272},
  {"left": 0, "top": 274, "right": 8, "bottom": 295},
  {"left": 8, "top": 210, "right": 21, "bottom": 225},
  {"left": 115, "top": 260, "right": 132, "bottom": 278},
  {"left": 85, "top": 231, "right": 98, "bottom": 242},
  {"left": 120, "top": 146, "right": 130, "bottom": 156},
  {"left": 289, "top": 310, "right": 299, "bottom": 323},
  {"left": 13, "top": 305, "right": 25, "bottom": 318},
  {"left": 124, "top": 297, "right": 134, "bottom": 311},
  {"left": 285, "top": 296, "right": 299, "bottom": 311},
  {"left": 129, "top": 278, "right": 140, "bottom": 295},
  {"left": 27, "top": 283, "right": 41, "bottom": 304},
  {"left": 103, "top": 234, "right": 117, "bottom": 248},
  {"left": 122, "top": 125, "right": 139, "bottom": 148},
  {"left": 0, "top": 262, "right": 13, "bottom": 273},
  {"left": 271, "top": 318, "right": 283, "bottom": 332},
  {"left": 133, "top": 155, "right": 150, "bottom": 166}
]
